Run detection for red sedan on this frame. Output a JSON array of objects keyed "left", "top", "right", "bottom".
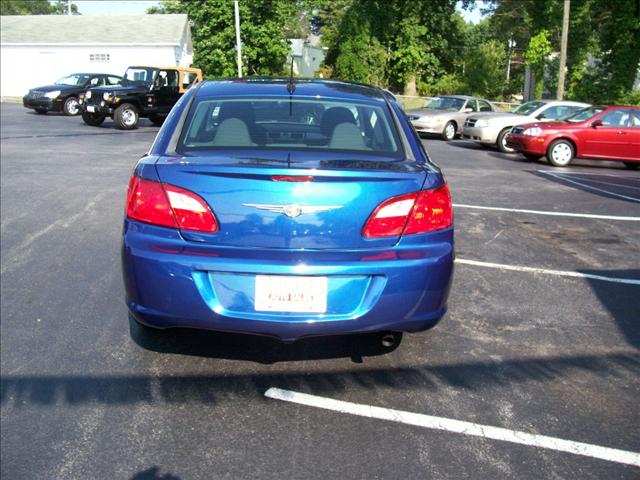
[{"left": 506, "top": 105, "right": 640, "bottom": 168}]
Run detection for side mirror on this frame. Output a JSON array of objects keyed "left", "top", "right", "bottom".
[
  {"left": 536, "top": 113, "right": 545, "bottom": 120},
  {"left": 463, "top": 107, "right": 473, "bottom": 113},
  {"left": 591, "top": 119, "right": 604, "bottom": 128}
]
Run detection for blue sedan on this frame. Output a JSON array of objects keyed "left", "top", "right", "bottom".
[{"left": 122, "top": 79, "right": 454, "bottom": 345}]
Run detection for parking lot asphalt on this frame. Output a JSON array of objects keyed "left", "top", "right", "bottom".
[{"left": 1, "top": 102, "right": 639, "bottom": 480}]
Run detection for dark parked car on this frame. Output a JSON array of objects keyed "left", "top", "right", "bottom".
[
  {"left": 506, "top": 105, "right": 640, "bottom": 168},
  {"left": 79, "top": 65, "right": 202, "bottom": 130},
  {"left": 122, "top": 78, "right": 454, "bottom": 346},
  {"left": 23, "top": 73, "right": 123, "bottom": 116}
]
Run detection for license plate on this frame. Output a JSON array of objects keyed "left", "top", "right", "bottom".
[
  {"left": 86, "top": 105, "right": 95, "bottom": 112},
  {"left": 255, "top": 275, "right": 327, "bottom": 313}
]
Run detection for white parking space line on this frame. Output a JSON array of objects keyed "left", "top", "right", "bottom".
[
  {"left": 455, "top": 259, "right": 640, "bottom": 285},
  {"left": 538, "top": 170, "right": 640, "bottom": 203},
  {"left": 571, "top": 178, "right": 640, "bottom": 191},
  {"left": 538, "top": 170, "right": 640, "bottom": 179},
  {"left": 453, "top": 204, "right": 640, "bottom": 221},
  {"left": 265, "top": 388, "right": 640, "bottom": 467}
]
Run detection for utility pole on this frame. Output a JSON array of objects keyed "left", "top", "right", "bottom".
[
  {"left": 67, "top": 0, "right": 72, "bottom": 15},
  {"left": 557, "top": 0, "right": 570, "bottom": 99},
  {"left": 234, "top": 1, "right": 242, "bottom": 78}
]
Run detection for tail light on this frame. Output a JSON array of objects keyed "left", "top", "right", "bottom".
[
  {"left": 126, "top": 175, "right": 218, "bottom": 233},
  {"left": 363, "top": 185, "right": 452, "bottom": 238}
]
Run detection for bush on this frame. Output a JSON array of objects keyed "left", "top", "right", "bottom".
[
  {"left": 616, "top": 89, "right": 640, "bottom": 106},
  {"left": 418, "top": 74, "right": 466, "bottom": 96}
]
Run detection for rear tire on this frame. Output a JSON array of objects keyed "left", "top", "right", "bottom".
[
  {"left": 149, "top": 114, "right": 166, "bottom": 126},
  {"left": 523, "top": 153, "right": 542, "bottom": 162},
  {"left": 63, "top": 96, "right": 79, "bottom": 116},
  {"left": 624, "top": 162, "right": 639, "bottom": 170},
  {"left": 442, "top": 121, "right": 456, "bottom": 141},
  {"left": 497, "top": 128, "right": 515, "bottom": 153},
  {"left": 35, "top": 108, "right": 47, "bottom": 114},
  {"left": 547, "top": 139, "right": 575, "bottom": 167},
  {"left": 114, "top": 103, "right": 139, "bottom": 130},
  {"left": 81, "top": 111, "right": 106, "bottom": 126}
]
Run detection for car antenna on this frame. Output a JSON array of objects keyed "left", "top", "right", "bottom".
[
  {"left": 287, "top": 57, "right": 295, "bottom": 116},
  {"left": 287, "top": 57, "right": 296, "bottom": 94}
]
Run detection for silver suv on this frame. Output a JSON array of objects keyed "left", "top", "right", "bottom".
[{"left": 462, "top": 100, "right": 590, "bottom": 152}]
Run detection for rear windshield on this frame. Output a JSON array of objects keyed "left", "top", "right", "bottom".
[{"left": 177, "top": 97, "right": 403, "bottom": 159}]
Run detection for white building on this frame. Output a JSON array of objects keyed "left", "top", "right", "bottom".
[
  {"left": 0, "top": 14, "right": 193, "bottom": 97},
  {"left": 288, "top": 35, "right": 326, "bottom": 78}
]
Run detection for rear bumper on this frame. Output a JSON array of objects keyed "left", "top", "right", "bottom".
[
  {"left": 505, "top": 133, "right": 547, "bottom": 154},
  {"left": 122, "top": 219, "right": 454, "bottom": 342},
  {"left": 22, "top": 97, "right": 62, "bottom": 112},
  {"left": 462, "top": 126, "right": 496, "bottom": 144}
]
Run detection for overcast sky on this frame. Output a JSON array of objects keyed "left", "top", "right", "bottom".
[
  {"left": 73, "top": 0, "right": 159, "bottom": 15},
  {"left": 72, "top": 0, "right": 485, "bottom": 23}
]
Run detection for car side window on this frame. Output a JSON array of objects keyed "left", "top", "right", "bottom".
[
  {"left": 541, "top": 105, "right": 578, "bottom": 120},
  {"left": 107, "top": 76, "right": 121, "bottom": 85},
  {"left": 478, "top": 100, "right": 492, "bottom": 112},
  {"left": 89, "top": 76, "right": 102, "bottom": 86},
  {"left": 156, "top": 70, "right": 179, "bottom": 88},
  {"left": 630, "top": 110, "right": 640, "bottom": 128},
  {"left": 598, "top": 109, "right": 630, "bottom": 127},
  {"left": 182, "top": 72, "right": 198, "bottom": 89},
  {"left": 465, "top": 100, "right": 478, "bottom": 112}
]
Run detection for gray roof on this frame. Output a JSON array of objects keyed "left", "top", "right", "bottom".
[{"left": 0, "top": 14, "right": 188, "bottom": 45}]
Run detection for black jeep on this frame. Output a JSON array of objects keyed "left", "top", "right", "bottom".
[{"left": 79, "top": 66, "right": 202, "bottom": 130}]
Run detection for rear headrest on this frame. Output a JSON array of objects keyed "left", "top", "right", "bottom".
[
  {"left": 218, "top": 102, "right": 256, "bottom": 125},
  {"left": 320, "top": 107, "right": 357, "bottom": 137},
  {"left": 329, "top": 122, "right": 366, "bottom": 150},
  {"left": 212, "top": 118, "right": 256, "bottom": 147}
]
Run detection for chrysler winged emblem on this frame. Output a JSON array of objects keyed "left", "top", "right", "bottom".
[{"left": 243, "top": 203, "right": 341, "bottom": 218}]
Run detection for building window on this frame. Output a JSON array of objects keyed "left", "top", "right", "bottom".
[{"left": 89, "top": 53, "right": 110, "bottom": 62}]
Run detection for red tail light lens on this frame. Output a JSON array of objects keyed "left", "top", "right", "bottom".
[
  {"left": 404, "top": 185, "right": 452, "bottom": 234},
  {"left": 363, "top": 192, "right": 417, "bottom": 238},
  {"left": 126, "top": 176, "right": 176, "bottom": 229},
  {"left": 126, "top": 176, "right": 218, "bottom": 233},
  {"left": 363, "top": 185, "right": 452, "bottom": 238}
]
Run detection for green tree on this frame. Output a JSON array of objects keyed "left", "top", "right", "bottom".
[
  {"left": 483, "top": 0, "right": 639, "bottom": 102},
  {"left": 465, "top": 39, "right": 508, "bottom": 98},
  {"left": 581, "top": 0, "right": 640, "bottom": 102},
  {"left": 331, "top": 12, "right": 388, "bottom": 86},
  {"left": 148, "top": 0, "right": 296, "bottom": 77},
  {"left": 1, "top": 0, "right": 79, "bottom": 15},
  {"left": 51, "top": 0, "right": 79, "bottom": 14},
  {"left": 319, "top": 0, "right": 459, "bottom": 94},
  {"left": 524, "top": 29, "right": 552, "bottom": 98},
  {"left": 308, "top": 0, "right": 353, "bottom": 50}
]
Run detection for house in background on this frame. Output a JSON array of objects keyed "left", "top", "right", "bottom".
[
  {"left": 0, "top": 14, "right": 193, "bottom": 97},
  {"left": 288, "top": 35, "right": 326, "bottom": 78}
]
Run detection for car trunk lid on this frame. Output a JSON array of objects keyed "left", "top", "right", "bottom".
[{"left": 154, "top": 150, "right": 432, "bottom": 249}]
